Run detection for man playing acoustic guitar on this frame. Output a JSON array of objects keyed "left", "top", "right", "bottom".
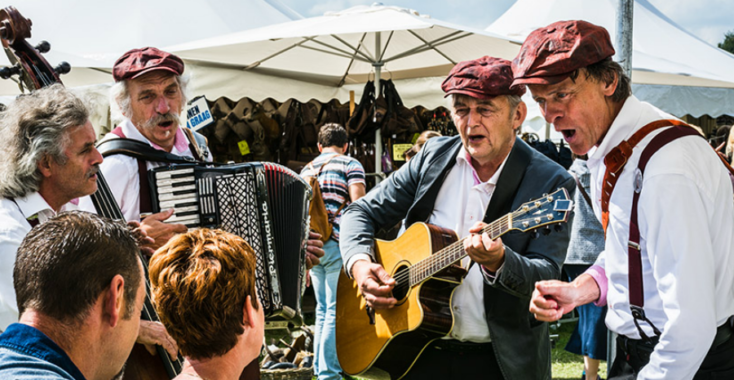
[{"left": 339, "top": 56, "right": 575, "bottom": 380}]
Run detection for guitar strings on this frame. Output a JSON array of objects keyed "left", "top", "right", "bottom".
[
  {"left": 391, "top": 213, "right": 512, "bottom": 290},
  {"left": 391, "top": 197, "right": 553, "bottom": 293}
]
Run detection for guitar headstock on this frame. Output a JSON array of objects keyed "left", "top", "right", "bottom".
[{"left": 511, "top": 188, "right": 573, "bottom": 233}]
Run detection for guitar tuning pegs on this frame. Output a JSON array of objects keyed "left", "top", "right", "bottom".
[
  {"left": 542, "top": 226, "right": 552, "bottom": 236},
  {"left": 54, "top": 61, "right": 71, "bottom": 75},
  {"left": 531, "top": 230, "right": 540, "bottom": 239},
  {"left": 35, "top": 40, "right": 50, "bottom": 54},
  {"left": 554, "top": 224, "right": 564, "bottom": 233}
]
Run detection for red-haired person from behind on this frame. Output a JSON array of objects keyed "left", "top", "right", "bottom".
[{"left": 149, "top": 229, "right": 264, "bottom": 380}]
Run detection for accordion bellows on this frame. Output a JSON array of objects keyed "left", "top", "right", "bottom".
[{"left": 150, "top": 162, "right": 312, "bottom": 325}]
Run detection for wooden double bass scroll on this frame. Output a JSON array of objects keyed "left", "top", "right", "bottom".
[
  {"left": 0, "top": 6, "right": 183, "bottom": 380},
  {"left": 0, "top": 6, "right": 69, "bottom": 91}
]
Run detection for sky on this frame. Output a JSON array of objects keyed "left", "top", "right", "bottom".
[{"left": 278, "top": 0, "right": 734, "bottom": 47}]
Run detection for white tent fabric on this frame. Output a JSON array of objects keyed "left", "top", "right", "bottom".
[
  {"left": 167, "top": 5, "right": 521, "bottom": 87},
  {"left": 0, "top": 0, "right": 302, "bottom": 95},
  {"left": 487, "top": 0, "right": 734, "bottom": 117}
]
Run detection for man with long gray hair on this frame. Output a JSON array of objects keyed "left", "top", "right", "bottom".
[{"left": 0, "top": 85, "right": 178, "bottom": 358}]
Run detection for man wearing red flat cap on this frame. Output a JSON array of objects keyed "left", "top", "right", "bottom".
[
  {"left": 340, "top": 56, "right": 574, "bottom": 379},
  {"left": 78, "top": 47, "right": 208, "bottom": 250},
  {"left": 78, "top": 47, "right": 324, "bottom": 266},
  {"left": 521, "top": 21, "right": 734, "bottom": 379}
]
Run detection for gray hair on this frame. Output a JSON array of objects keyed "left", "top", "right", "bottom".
[
  {"left": 446, "top": 93, "right": 523, "bottom": 116},
  {"left": 0, "top": 84, "right": 89, "bottom": 198},
  {"left": 109, "top": 74, "right": 190, "bottom": 123}
]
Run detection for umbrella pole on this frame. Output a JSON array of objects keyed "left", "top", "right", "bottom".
[{"left": 374, "top": 32, "right": 383, "bottom": 184}]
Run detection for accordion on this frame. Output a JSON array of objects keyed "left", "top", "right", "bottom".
[{"left": 149, "top": 162, "right": 312, "bottom": 325}]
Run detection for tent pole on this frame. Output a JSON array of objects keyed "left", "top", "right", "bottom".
[
  {"left": 374, "top": 32, "right": 383, "bottom": 184},
  {"left": 608, "top": 3, "right": 634, "bottom": 372},
  {"left": 616, "top": 0, "right": 634, "bottom": 78}
]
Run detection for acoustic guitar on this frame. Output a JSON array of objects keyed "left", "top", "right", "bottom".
[{"left": 335, "top": 188, "right": 573, "bottom": 380}]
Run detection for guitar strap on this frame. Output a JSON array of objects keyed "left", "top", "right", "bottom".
[
  {"left": 482, "top": 138, "right": 532, "bottom": 224},
  {"left": 469, "top": 139, "right": 531, "bottom": 271}
]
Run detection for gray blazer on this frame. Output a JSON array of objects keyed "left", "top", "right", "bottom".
[{"left": 340, "top": 135, "right": 575, "bottom": 380}]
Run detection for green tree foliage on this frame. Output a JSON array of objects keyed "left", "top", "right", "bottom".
[{"left": 719, "top": 31, "right": 734, "bottom": 54}]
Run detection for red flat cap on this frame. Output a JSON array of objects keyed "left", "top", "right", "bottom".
[
  {"left": 113, "top": 47, "right": 184, "bottom": 82},
  {"left": 511, "top": 20, "right": 615, "bottom": 87},
  {"left": 441, "top": 56, "right": 526, "bottom": 99}
]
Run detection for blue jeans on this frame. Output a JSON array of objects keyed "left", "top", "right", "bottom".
[{"left": 310, "top": 238, "right": 343, "bottom": 380}]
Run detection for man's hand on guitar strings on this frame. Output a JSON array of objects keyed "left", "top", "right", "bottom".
[
  {"left": 464, "top": 222, "right": 505, "bottom": 272},
  {"left": 305, "top": 231, "right": 325, "bottom": 270},
  {"left": 352, "top": 260, "right": 397, "bottom": 309}
]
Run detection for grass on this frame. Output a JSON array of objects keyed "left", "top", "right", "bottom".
[
  {"left": 266, "top": 299, "right": 607, "bottom": 379},
  {"left": 550, "top": 321, "right": 608, "bottom": 380}
]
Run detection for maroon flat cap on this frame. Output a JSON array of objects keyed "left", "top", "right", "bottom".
[
  {"left": 511, "top": 20, "right": 615, "bottom": 87},
  {"left": 441, "top": 56, "right": 526, "bottom": 99},
  {"left": 113, "top": 47, "right": 184, "bottom": 82}
]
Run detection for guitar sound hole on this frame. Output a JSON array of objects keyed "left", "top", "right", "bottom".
[{"left": 392, "top": 264, "right": 411, "bottom": 301}]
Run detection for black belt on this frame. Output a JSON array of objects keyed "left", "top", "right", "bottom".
[
  {"left": 433, "top": 339, "right": 493, "bottom": 353},
  {"left": 620, "top": 316, "right": 734, "bottom": 359}
]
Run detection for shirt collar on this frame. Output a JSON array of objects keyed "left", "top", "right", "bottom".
[
  {"left": 0, "top": 323, "right": 87, "bottom": 380},
  {"left": 14, "top": 192, "right": 55, "bottom": 222},
  {"left": 121, "top": 119, "right": 189, "bottom": 153},
  {"left": 588, "top": 95, "right": 643, "bottom": 164},
  {"left": 456, "top": 148, "right": 509, "bottom": 186}
]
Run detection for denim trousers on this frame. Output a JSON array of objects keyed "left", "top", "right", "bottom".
[{"left": 310, "top": 238, "right": 343, "bottom": 380}]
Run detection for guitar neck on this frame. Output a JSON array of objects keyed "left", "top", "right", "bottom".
[{"left": 408, "top": 214, "right": 512, "bottom": 286}]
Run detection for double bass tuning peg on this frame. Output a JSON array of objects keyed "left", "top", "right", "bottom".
[
  {"left": 54, "top": 61, "right": 70, "bottom": 75},
  {"left": 34, "top": 40, "right": 50, "bottom": 53},
  {"left": 0, "top": 64, "right": 21, "bottom": 79}
]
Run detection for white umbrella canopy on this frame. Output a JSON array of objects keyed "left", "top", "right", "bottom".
[
  {"left": 168, "top": 4, "right": 522, "bottom": 88},
  {"left": 168, "top": 4, "right": 525, "bottom": 176}
]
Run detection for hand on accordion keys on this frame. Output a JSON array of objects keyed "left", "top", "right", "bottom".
[
  {"left": 305, "top": 231, "right": 325, "bottom": 270},
  {"left": 139, "top": 209, "right": 188, "bottom": 252}
]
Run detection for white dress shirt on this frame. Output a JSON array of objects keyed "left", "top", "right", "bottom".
[
  {"left": 78, "top": 120, "right": 209, "bottom": 221},
  {"left": 0, "top": 193, "right": 75, "bottom": 330},
  {"left": 429, "top": 148, "right": 508, "bottom": 343},
  {"left": 587, "top": 96, "right": 734, "bottom": 379}
]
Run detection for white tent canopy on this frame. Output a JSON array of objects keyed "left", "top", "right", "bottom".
[
  {"left": 0, "top": 0, "right": 302, "bottom": 95},
  {"left": 167, "top": 5, "right": 521, "bottom": 91},
  {"left": 487, "top": 0, "right": 734, "bottom": 117}
]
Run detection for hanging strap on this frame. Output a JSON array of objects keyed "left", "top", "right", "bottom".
[
  {"left": 600, "top": 119, "right": 690, "bottom": 234},
  {"left": 308, "top": 154, "right": 347, "bottom": 217},
  {"left": 628, "top": 125, "right": 703, "bottom": 341},
  {"left": 571, "top": 172, "right": 593, "bottom": 208}
]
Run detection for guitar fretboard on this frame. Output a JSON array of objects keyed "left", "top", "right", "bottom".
[{"left": 407, "top": 214, "right": 512, "bottom": 286}]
